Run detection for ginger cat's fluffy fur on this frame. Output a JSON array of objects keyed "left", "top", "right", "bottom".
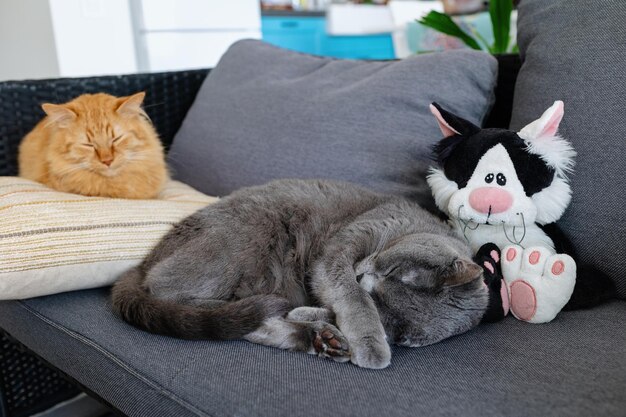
[{"left": 19, "top": 92, "right": 168, "bottom": 199}]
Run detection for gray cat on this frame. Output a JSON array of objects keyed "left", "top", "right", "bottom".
[{"left": 112, "top": 179, "right": 488, "bottom": 369}]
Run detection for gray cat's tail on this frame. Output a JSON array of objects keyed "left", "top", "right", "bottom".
[{"left": 111, "top": 267, "right": 292, "bottom": 340}]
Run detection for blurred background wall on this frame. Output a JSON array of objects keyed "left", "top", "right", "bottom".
[
  {"left": 0, "top": 0, "right": 60, "bottom": 80},
  {"left": 0, "top": 0, "right": 504, "bottom": 82}
]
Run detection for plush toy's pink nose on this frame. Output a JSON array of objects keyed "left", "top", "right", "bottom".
[{"left": 469, "top": 187, "right": 513, "bottom": 214}]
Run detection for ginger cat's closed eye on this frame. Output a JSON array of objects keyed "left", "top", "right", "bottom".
[{"left": 18, "top": 92, "right": 168, "bottom": 199}]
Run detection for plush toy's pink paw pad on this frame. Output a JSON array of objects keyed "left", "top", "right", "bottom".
[
  {"left": 506, "top": 248, "right": 517, "bottom": 262},
  {"left": 483, "top": 261, "right": 495, "bottom": 274},
  {"left": 490, "top": 250, "right": 500, "bottom": 263},
  {"left": 510, "top": 280, "right": 536, "bottom": 321},
  {"left": 529, "top": 251, "right": 541, "bottom": 265},
  {"left": 501, "top": 246, "right": 576, "bottom": 323},
  {"left": 551, "top": 261, "right": 565, "bottom": 275},
  {"left": 500, "top": 280, "right": 510, "bottom": 316}
]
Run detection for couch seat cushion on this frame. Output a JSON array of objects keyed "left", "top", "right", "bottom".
[{"left": 0, "top": 291, "right": 624, "bottom": 417}]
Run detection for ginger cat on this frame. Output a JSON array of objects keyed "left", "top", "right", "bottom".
[{"left": 18, "top": 92, "right": 168, "bottom": 199}]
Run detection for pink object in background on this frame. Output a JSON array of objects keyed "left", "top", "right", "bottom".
[{"left": 441, "top": 0, "right": 484, "bottom": 14}]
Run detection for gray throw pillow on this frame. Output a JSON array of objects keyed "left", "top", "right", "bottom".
[
  {"left": 510, "top": 0, "right": 626, "bottom": 297},
  {"left": 169, "top": 40, "right": 497, "bottom": 203}
]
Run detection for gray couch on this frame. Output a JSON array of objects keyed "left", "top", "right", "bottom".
[
  {"left": 1, "top": 289, "right": 624, "bottom": 417},
  {"left": 1, "top": 1, "right": 625, "bottom": 416}
]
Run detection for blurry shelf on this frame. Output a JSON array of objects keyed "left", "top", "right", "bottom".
[
  {"left": 261, "top": 10, "right": 326, "bottom": 17},
  {"left": 261, "top": 15, "right": 395, "bottom": 60}
]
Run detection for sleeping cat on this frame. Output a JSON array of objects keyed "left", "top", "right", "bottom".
[
  {"left": 18, "top": 92, "right": 168, "bottom": 199},
  {"left": 112, "top": 179, "right": 488, "bottom": 369}
]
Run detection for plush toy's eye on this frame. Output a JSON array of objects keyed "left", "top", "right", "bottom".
[
  {"left": 496, "top": 173, "right": 507, "bottom": 186},
  {"left": 485, "top": 173, "right": 494, "bottom": 184}
]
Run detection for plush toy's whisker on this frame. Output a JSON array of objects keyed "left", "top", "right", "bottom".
[
  {"left": 458, "top": 221, "right": 470, "bottom": 243},
  {"left": 502, "top": 213, "right": 527, "bottom": 247},
  {"left": 465, "top": 221, "right": 480, "bottom": 231},
  {"left": 457, "top": 205, "right": 480, "bottom": 243}
]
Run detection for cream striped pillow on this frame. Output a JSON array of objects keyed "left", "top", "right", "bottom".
[{"left": 0, "top": 177, "right": 218, "bottom": 300}]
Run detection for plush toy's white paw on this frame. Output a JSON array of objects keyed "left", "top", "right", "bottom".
[{"left": 501, "top": 245, "right": 576, "bottom": 323}]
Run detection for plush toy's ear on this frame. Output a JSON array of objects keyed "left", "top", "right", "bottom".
[
  {"left": 430, "top": 103, "right": 481, "bottom": 138},
  {"left": 518, "top": 100, "right": 576, "bottom": 177},
  {"left": 518, "top": 100, "right": 564, "bottom": 140}
]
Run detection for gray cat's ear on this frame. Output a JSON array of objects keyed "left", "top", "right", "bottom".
[
  {"left": 442, "top": 259, "right": 482, "bottom": 287},
  {"left": 116, "top": 92, "right": 148, "bottom": 118}
]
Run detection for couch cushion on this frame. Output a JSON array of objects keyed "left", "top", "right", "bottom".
[
  {"left": 0, "top": 178, "right": 216, "bottom": 300},
  {"left": 1, "top": 291, "right": 624, "bottom": 417},
  {"left": 168, "top": 39, "right": 497, "bottom": 206},
  {"left": 510, "top": 0, "right": 626, "bottom": 297}
]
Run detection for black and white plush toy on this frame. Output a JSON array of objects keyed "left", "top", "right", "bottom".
[{"left": 427, "top": 101, "right": 609, "bottom": 323}]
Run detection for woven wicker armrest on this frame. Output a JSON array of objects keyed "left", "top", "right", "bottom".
[
  {"left": 0, "top": 69, "right": 209, "bottom": 177},
  {"left": 0, "top": 68, "right": 209, "bottom": 417}
]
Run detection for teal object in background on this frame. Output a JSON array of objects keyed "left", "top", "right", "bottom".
[
  {"left": 262, "top": 16, "right": 323, "bottom": 56},
  {"left": 262, "top": 16, "right": 395, "bottom": 60}
]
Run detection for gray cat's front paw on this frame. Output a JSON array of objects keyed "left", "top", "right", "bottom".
[
  {"left": 350, "top": 336, "right": 391, "bottom": 369},
  {"left": 287, "top": 306, "right": 334, "bottom": 323}
]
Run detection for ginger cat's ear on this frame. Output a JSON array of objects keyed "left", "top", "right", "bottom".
[
  {"left": 42, "top": 103, "right": 76, "bottom": 125},
  {"left": 116, "top": 92, "right": 148, "bottom": 118}
]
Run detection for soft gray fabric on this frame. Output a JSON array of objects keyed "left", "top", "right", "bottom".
[
  {"left": 1, "top": 290, "right": 624, "bottom": 417},
  {"left": 510, "top": 0, "right": 626, "bottom": 297},
  {"left": 168, "top": 39, "right": 497, "bottom": 204}
]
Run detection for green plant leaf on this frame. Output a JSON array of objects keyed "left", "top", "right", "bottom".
[
  {"left": 418, "top": 11, "right": 482, "bottom": 51},
  {"left": 468, "top": 24, "right": 492, "bottom": 52},
  {"left": 510, "top": 43, "right": 519, "bottom": 53},
  {"left": 489, "top": 0, "right": 513, "bottom": 54}
]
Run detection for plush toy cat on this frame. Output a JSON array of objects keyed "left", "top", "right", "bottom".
[{"left": 427, "top": 101, "right": 614, "bottom": 323}]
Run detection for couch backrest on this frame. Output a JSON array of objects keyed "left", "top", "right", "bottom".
[{"left": 0, "top": 55, "right": 520, "bottom": 177}]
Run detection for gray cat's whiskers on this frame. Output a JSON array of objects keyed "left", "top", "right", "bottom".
[{"left": 373, "top": 227, "right": 392, "bottom": 257}]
